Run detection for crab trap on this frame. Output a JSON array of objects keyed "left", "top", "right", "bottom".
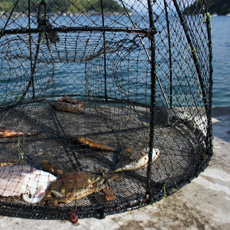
[{"left": 0, "top": 0, "right": 213, "bottom": 220}]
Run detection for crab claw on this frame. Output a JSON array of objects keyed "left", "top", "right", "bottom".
[
  {"left": 105, "top": 194, "right": 116, "bottom": 201},
  {"left": 103, "top": 183, "right": 116, "bottom": 202},
  {"left": 68, "top": 207, "right": 78, "bottom": 224}
]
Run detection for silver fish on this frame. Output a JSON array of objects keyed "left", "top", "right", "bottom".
[
  {"left": 0, "top": 165, "right": 56, "bottom": 203},
  {"left": 114, "top": 147, "right": 160, "bottom": 172}
]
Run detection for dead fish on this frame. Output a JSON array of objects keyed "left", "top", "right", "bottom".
[
  {"left": 114, "top": 147, "right": 160, "bottom": 172},
  {"left": 0, "top": 127, "right": 39, "bottom": 138},
  {"left": 51, "top": 101, "right": 84, "bottom": 113},
  {"left": 74, "top": 136, "right": 116, "bottom": 152},
  {"left": 0, "top": 161, "right": 16, "bottom": 167},
  {"left": 0, "top": 165, "right": 56, "bottom": 203},
  {"left": 59, "top": 96, "right": 85, "bottom": 107},
  {"left": 26, "top": 154, "right": 62, "bottom": 177}
]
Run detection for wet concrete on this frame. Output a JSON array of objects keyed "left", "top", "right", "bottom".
[{"left": 0, "top": 107, "right": 229, "bottom": 230}]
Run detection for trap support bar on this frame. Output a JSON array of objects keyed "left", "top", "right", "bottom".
[{"left": 1, "top": 26, "right": 157, "bottom": 37}]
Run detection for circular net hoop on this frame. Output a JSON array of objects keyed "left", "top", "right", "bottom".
[{"left": 0, "top": 0, "right": 213, "bottom": 220}]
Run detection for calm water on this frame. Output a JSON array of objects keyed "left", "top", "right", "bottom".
[
  {"left": 211, "top": 16, "right": 230, "bottom": 106},
  {"left": 0, "top": 15, "right": 229, "bottom": 106}
]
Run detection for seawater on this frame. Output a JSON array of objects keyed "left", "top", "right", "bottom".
[
  {"left": 0, "top": 15, "right": 229, "bottom": 106},
  {"left": 211, "top": 16, "right": 230, "bottom": 106}
]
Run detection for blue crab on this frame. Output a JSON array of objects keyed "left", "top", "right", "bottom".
[
  {"left": 40, "top": 171, "right": 117, "bottom": 206},
  {"left": 40, "top": 147, "right": 160, "bottom": 206}
]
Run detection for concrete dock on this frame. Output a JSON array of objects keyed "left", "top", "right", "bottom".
[{"left": 0, "top": 107, "right": 229, "bottom": 230}]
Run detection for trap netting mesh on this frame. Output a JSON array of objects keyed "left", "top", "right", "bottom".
[{"left": 0, "top": 0, "right": 213, "bottom": 220}]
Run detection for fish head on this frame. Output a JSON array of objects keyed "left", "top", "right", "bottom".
[
  {"left": 142, "top": 148, "right": 160, "bottom": 162},
  {"left": 22, "top": 170, "right": 57, "bottom": 203},
  {"left": 151, "top": 148, "right": 160, "bottom": 161},
  {"left": 41, "top": 161, "right": 62, "bottom": 176},
  {"left": 22, "top": 185, "right": 46, "bottom": 203}
]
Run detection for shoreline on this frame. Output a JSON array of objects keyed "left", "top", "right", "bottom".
[
  {"left": 1, "top": 11, "right": 230, "bottom": 19},
  {"left": 0, "top": 11, "right": 131, "bottom": 19}
]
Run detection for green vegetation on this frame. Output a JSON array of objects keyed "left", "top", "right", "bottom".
[
  {"left": 0, "top": 0, "right": 125, "bottom": 13},
  {"left": 185, "top": 0, "right": 230, "bottom": 15},
  {"left": 0, "top": 1, "right": 14, "bottom": 12},
  {"left": 17, "top": 138, "right": 24, "bottom": 163}
]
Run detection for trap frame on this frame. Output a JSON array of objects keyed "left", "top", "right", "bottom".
[{"left": 0, "top": 0, "right": 213, "bottom": 220}]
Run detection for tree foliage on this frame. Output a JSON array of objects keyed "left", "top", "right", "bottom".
[
  {"left": 0, "top": 0, "right": 125, "bottom": 13},
  {"left": 185, "top": 0, "right": 230, "bottom": 15}
]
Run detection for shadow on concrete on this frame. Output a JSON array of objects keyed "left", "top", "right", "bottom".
[{"left": 212, "top": 107, "right": 230, "bottom": 142}]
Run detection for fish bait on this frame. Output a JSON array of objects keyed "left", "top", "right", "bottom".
[
  {"left": 75, "top": 137, "right": 116, "bottom": 152},
  {"left": 51, "top": 101, "right": 84, "bottom": 113},
  {"left": 0, "top": 127, "right": 39, "bottom": 138},
  {"left": 59, "top": 96, "right": 85, "bottom": 107},
  {"left": 0, "top": 165, "right": 56, "bottom": 203},
  {"left": 26, "top": 154, "right": 62, "bottom": 177},
  {"left": 114, "top": 147, "right": 160, "bottom": 172}
]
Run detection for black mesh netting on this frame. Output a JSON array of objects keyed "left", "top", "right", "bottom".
[{"left": 0, "top": 0, "right": 213, "bottom": 220}]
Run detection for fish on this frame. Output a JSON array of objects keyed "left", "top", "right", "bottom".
[
  {"left": 0, "top": 127, "right": 39, "bottom": 138},
  {"left": 59, "top": 96, "right": 85, "bottom": 107},
  {"left": 0, "top": 161, "right": 16, "bottom": 167},
  {"left": 26, "top": 154, "right": 62, "bottom": 177},
  {"left": 74, "top": 136, "right": 116, "bottom": 152},
  {"left": 0, "top": 165, "right": 57, "bottom": 203},
  {"left": 50, "top": 101, "right": 84, "bottom": 113},
  {"left": 114, "top": 147, "right": 160, "bottom": 172}
]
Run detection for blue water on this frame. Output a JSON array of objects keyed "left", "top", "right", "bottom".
[
  {"left": 0, "top": 15, "right": 229, "bottom": 107},
  {"left": 211, "top": 16, "right": 230, "bottom": 106}
]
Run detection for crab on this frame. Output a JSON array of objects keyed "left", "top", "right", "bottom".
[
  {"left": 40, "top": 147, "right": 160, "bottom": 206},
  {"left": 40, "top": 171, "right": 117, "bottom": 206}
]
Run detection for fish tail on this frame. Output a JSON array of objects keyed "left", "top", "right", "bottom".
[{"left": 27, "top": 131, "right": 40, "bottom": 136}]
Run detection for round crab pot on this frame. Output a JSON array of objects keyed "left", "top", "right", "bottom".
[{"left": 0, "top": 0, "right": 213, "bottom": 220}]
